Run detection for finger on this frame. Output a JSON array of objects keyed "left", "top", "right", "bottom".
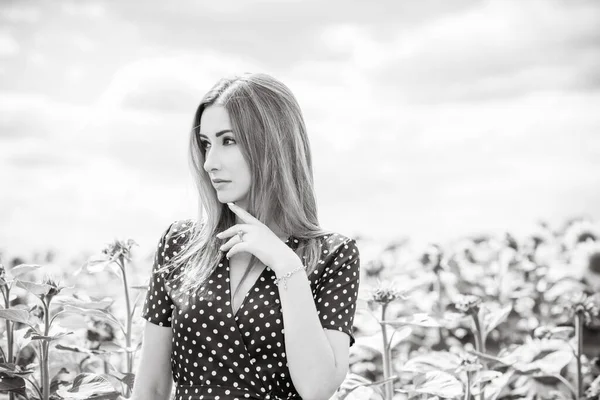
[
  {"left": 226, "top": 242, "right": 249, "bottom": 260},
  {"left": 227, "top": 202, "right": 261, "bottom": 225},
  {"left": 219, "top": 234, "right": 242, "bottom": 253},
  {"left": 217, "top": 224, "right": 249, "bottom": 239}
]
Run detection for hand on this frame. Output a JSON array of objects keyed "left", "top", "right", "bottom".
[{"left": 216, "top": 202, "right": 302, "bottom": 274}]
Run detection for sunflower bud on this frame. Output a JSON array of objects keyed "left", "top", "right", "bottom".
[
  {"left": 561, "top": 292, "right": 600, "bottom": 327},
  {"left": 368, "top": 281, "right": 405, "bottom": 305},
  {"left": 456, "top": 352, "right": 482, "bottom": 373},
  {"left": 452, "top": 294, "right": 483, "bottom": 316},
  {"left": 420, "top": 243, "right": 446, "bottom": 274},
  {"left": 0, "top": 263, "right": 6, "bottom": 287},
  {"left": 41, "top": 276, "right": 64, "bottom": 304},
  {"left": 101, "top": 238, "right": 137, "bottom": 262}
]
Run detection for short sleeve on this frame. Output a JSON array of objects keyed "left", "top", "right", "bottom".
[
  {"left": 315, "top": 238, "right": 360, "bottom": 347},
  {"left": 140, "top": 223, "right": 175, "bottom": 327}
]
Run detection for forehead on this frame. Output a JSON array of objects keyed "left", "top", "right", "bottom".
[{"left": 199, "top": 105, "right": 232, "bottom": 136}]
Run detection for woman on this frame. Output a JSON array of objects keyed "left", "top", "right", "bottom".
[{"left": 133, "top": 73, "right": 361, "bottom": 400}]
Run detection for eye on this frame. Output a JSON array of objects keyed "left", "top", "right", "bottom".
[{"left": 199, "top": 137, "right": 235, "bottom": 150}]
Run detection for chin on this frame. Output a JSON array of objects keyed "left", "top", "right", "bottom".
[
  {"left": 217, "top": 193, "right": 238, "bottom": 204},
  {"left": 217, "top": 196, "right": 231, "bottom": 204}
]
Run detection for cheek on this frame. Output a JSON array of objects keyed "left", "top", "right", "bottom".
[{"left": 234, "top": 156, "right": 252, "bottom": 181}]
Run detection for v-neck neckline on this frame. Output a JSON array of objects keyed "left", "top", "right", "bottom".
[
  {"left": 226, "top": 235, "right": 296, "bottom": 319},
  {"left": 227, "top": 260, "right": 271, "bottom": 319}
]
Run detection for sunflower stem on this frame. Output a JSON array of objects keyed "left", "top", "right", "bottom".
[
  {"left": 471, "top": 314, "right": 485, "bottom": 400},
  {"left": 575, "top": 312, "right": 583, "bottom": 398},
  {"left": 118, "top": 255, "right": 134, "bottom": 398},
  {"left": 464, "top": 371, "right": 471, "bottom": 400},
  {"left": 380, "top": 303, "right": 393, "bottom": 400}
]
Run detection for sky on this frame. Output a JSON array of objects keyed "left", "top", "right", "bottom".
[{"left": 1, "top": 0, "right": 600, "bottom": 261}]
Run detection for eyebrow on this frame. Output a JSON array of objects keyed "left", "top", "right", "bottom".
[{"left": 198, "top": 129, "right": 233, "bottom": 139}]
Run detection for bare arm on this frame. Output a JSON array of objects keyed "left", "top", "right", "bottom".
[
  {"left": 130, "top": 321, "right": 174, "bottom": 400},
  {"left": 278, "top": 238, "right": 360, "bottom": 400}
]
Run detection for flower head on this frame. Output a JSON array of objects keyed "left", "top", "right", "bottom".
[
  {"left": 524, "top": 223, "right": 554, "bottom": 253},
  {"left": 76, "top": 238, "right": 137, "bottom": 278},
  {"left": 563, "top": 218, "right": 599, "bottom": 250},
  {"left": 0, "top": 263, "right": 6, "bottom": 287},
  {"left": 101, "top": 238, "right": 137, "bottom": 262},
  {"left": 368, "top": 280, "right": 406, "bottom": 305},
  {"left": 455, "top": 351, "right": 483, "bottom": 374},
  {"left": 420, "top": 243, "right": 446, "bottom": 274},
  {"left": 87, "top": 318, "right": 116, "bottom": 343},
  {"left": 569, "top": 240, "right": 600, "bottom": 291},
  {"left": 41, "top": 275, "right": 65, "bottom": 303},
  {"left": 451, "top": 294, "right": 483, "bottom": 316},
  {"left": 364, "top": 259, "right": 385, "bottom": 277},
  {"left": 560, "top": 292, "right": 600, "bottom": 327}
]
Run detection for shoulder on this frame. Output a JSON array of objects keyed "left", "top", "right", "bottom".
[
  {"left": 166, "top": 219, "right": 196, "bottom": 240},
  {"left": 311, "top": 232, "right": 360, "bottom": 273},
  {"left": 316, "top": 232, "right": 359, "bottom": 255},
  {"left": 311, "top": 232, "right": 360, "bottom": 288},
  {"left": 160, "top": 219, "right": 197, "bottom": 255}
]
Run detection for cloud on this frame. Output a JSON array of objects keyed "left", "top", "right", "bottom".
[
  {"left": 91, "top": 52, "right": 262, "bottom": 113},
  {"left": 0, "top": 155, "right": 195, "bottom": 258},
  {"left": 318, "top": 0, "right": 600, "bottom": 103},
  {"left": 102, "top": 0, "right": 475, "bottom": 73},
  {"left": 2, "top": 0, "right": 600, "bottom": 258},
  {"left": 61, "top": 1, "right": 106, "bottom": 19},
  {"left": 34, "top": 53, "right": 260, "bottom": 181},
  {"left": 5, "top": 149, "right": 83, "bottom": 170},
  {"left": 0, "top": 93, "right": 90, "bottom": 140},
  {"left": 72, "top": 36, "right": 94, "bottom": 52},
  {"left": 0, "top": 31, "right": 19, "bottom": 57},
  {"left": 0, "top": 4, "right": 41, "bottom": 23},
  {"left": 119, "top": 81, "right": 199, "bottom": 114}
]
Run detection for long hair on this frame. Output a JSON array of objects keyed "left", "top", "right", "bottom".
[{"left": 157, "top": 72, "right": 333, "bottom": 302}]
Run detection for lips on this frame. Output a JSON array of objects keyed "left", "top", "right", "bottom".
[{"left": 212, "top": 179, "right": 231, "bottom": 189}]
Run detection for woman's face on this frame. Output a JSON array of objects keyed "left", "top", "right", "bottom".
[{"left": 200, "top": 105, "right": 252, "bottom": 208}]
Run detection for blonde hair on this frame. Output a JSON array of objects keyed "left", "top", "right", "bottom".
[{"left": 158, "top": 72, "right": 332, "bottom": 302}]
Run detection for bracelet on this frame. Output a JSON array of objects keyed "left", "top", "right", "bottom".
[{"left": 274, "top": 264, "right": 307, "bottom": 290}]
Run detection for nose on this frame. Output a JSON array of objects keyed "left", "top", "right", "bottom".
[{"left": 202, "top": 145, "right": 221, "bottom": 173}]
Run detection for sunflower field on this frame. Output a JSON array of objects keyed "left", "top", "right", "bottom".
[{"left": 1, "top": 217, "right": 599, "bottom": 400}]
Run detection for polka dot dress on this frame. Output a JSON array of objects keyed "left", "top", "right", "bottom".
[{"left": 141, "top": 220, "right": 361, "bottom": 400}]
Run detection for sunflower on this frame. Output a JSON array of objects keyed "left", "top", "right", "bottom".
[
  {"left": 563, "top": 219, "right": 600, "bottom": 251},
  {"left": 101, "top": 238, "right": 137, "bottom": 262},
  {"left": 569, "top": 240, "right": 600, "bottom": 291},
  {"left": 367, "top": 280, "right": 406, "bottom": 305},
  {"left": 559, "top": 291, "right": 600, "bottom": 327}
]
